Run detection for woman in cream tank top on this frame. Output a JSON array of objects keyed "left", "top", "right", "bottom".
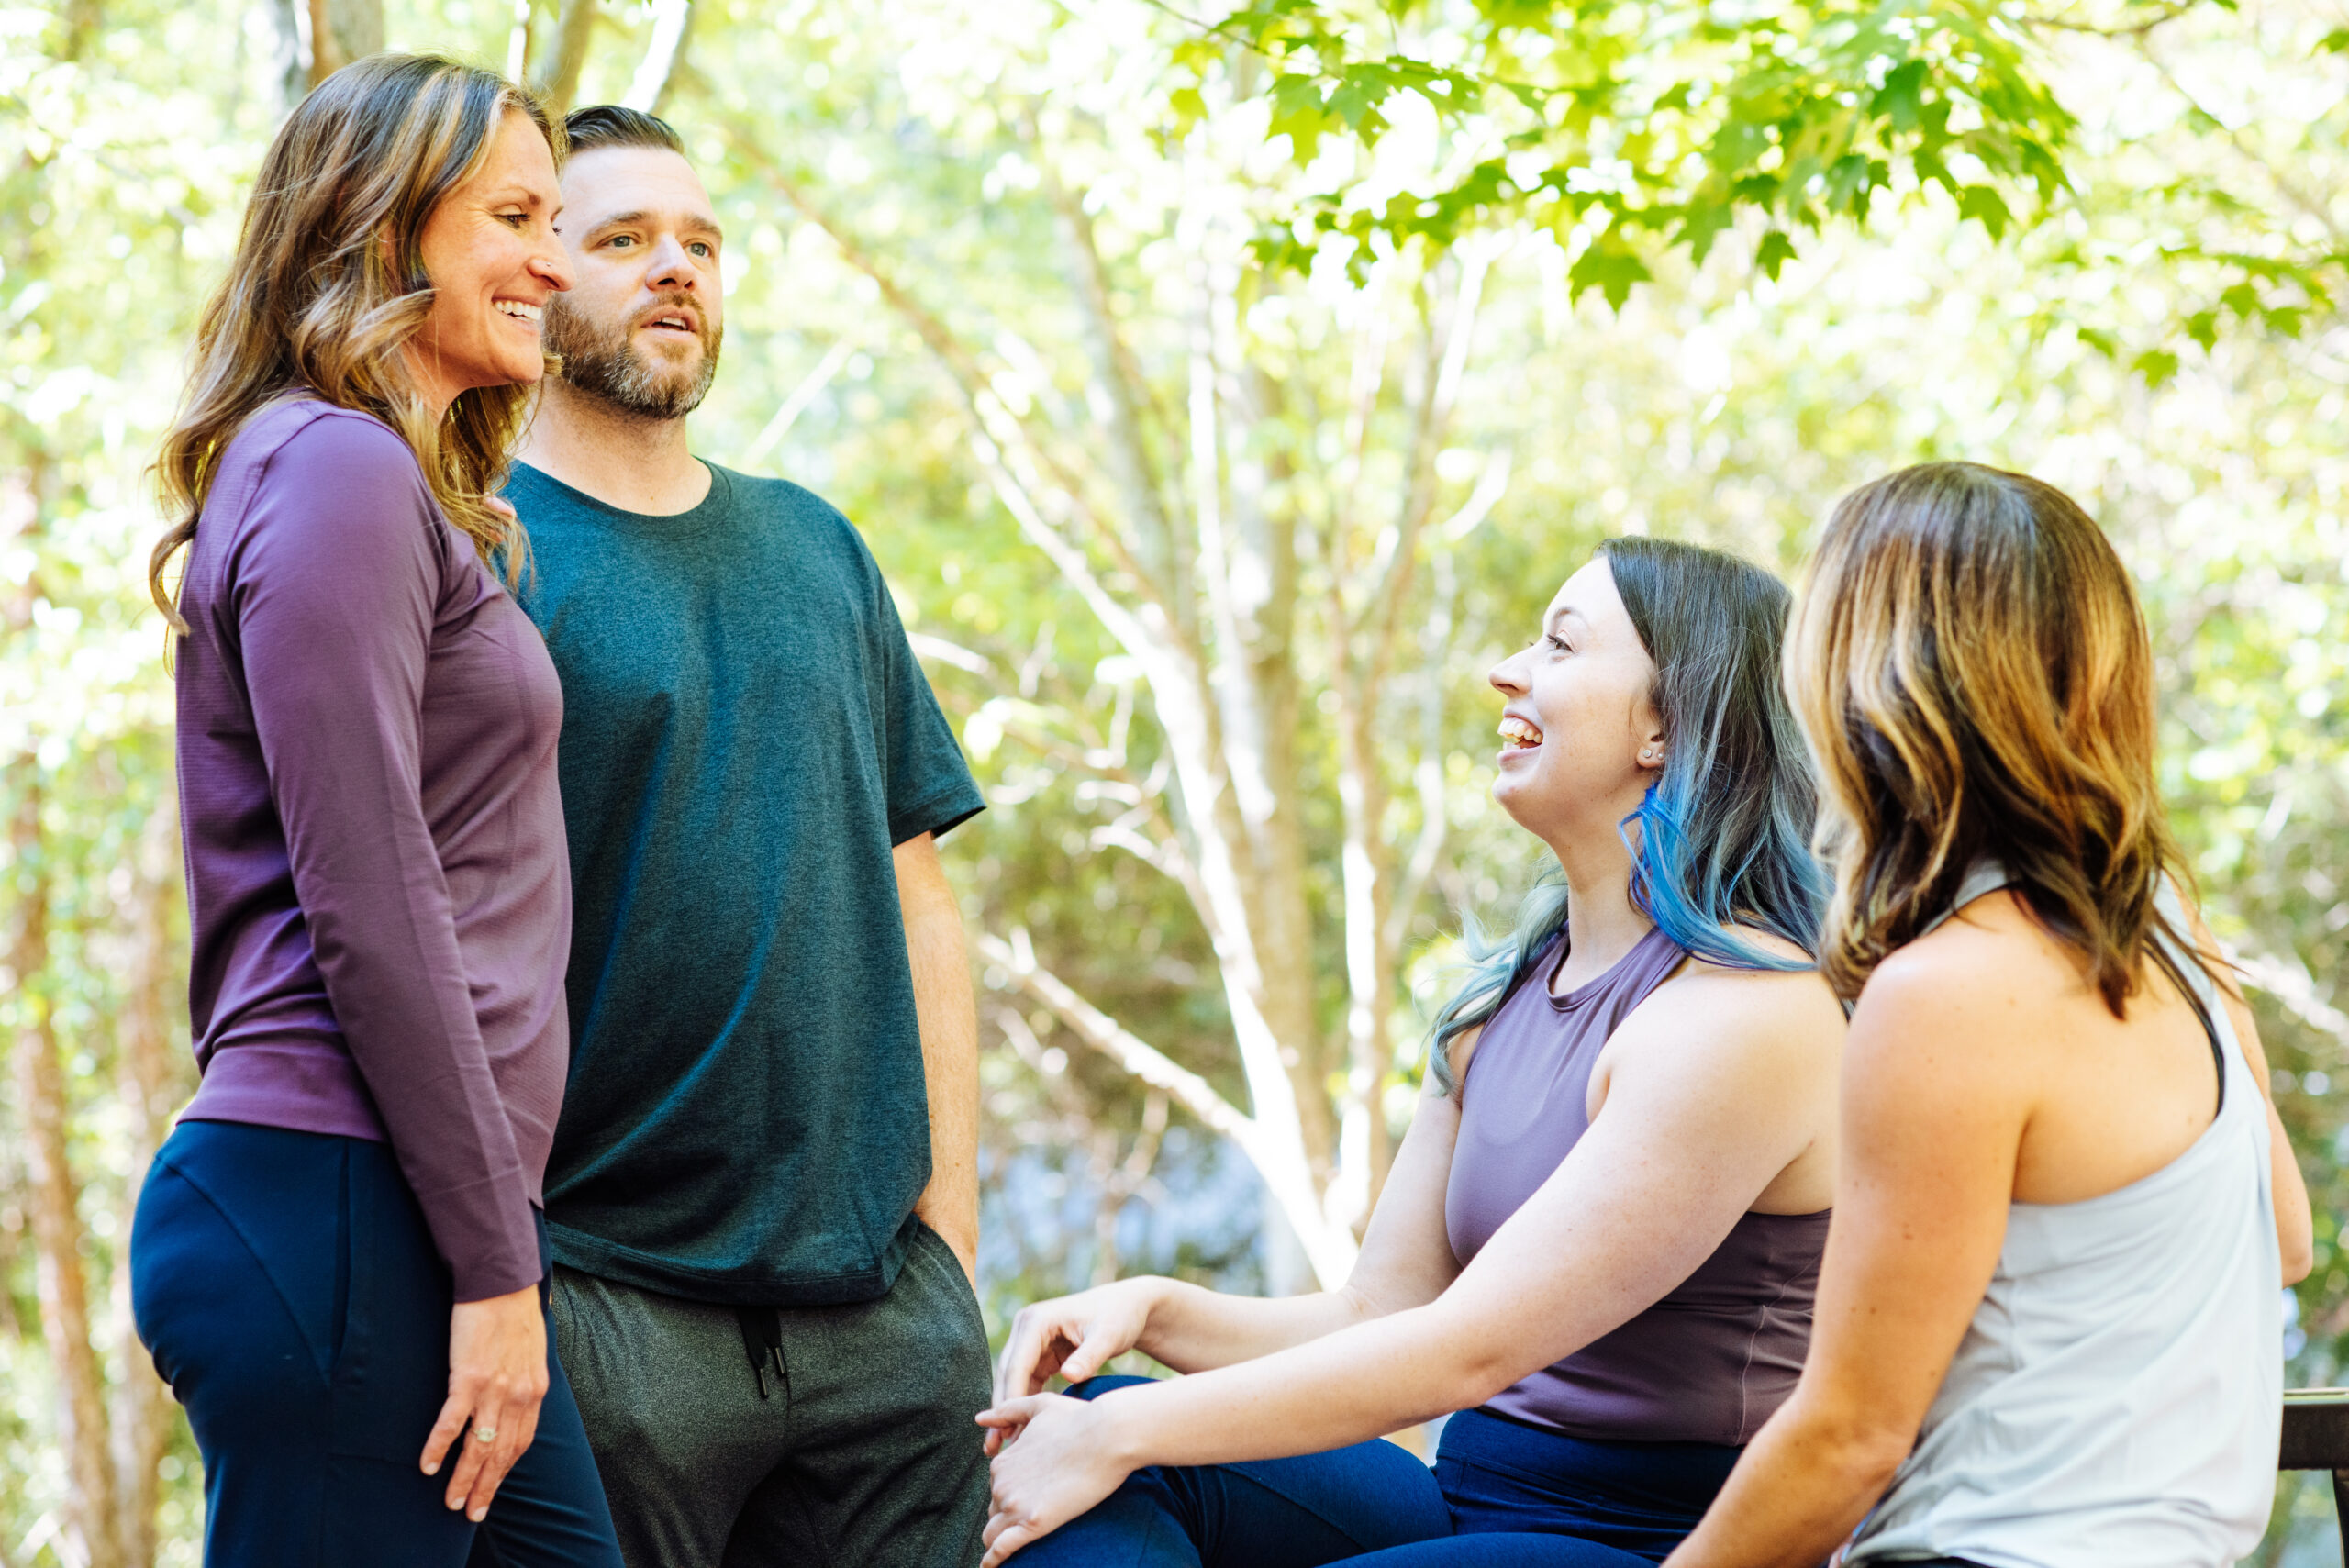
[
  {"left": 1662, "top": 463, "right": 2312, "bottom": 1568},
  {"left": 1848, "top": 867, "right": 2279, "bottom": 1564}
]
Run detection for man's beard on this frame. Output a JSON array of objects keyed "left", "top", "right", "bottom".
[{"left": 544, "top": 293, "right": 721, "bottom": 420}]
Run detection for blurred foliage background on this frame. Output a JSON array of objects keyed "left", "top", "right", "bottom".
[{"left": 3, "top": 0, "right": 2346, "bottom": 1562}]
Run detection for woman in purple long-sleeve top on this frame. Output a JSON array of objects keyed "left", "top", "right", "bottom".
[{"left": 128, "top": 56, "right": 623, "bottom": 1568}]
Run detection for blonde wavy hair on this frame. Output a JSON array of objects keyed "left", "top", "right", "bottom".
[
  {"left": 1787, "top": 462, "right": 2202, "bottom": 1014},
  {"left": 150, "top": 54, "right": 562, "bottom": 629}
]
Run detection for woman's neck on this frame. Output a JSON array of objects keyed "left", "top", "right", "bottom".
[{"left": 1548, "top": 838, "right": 1653, "bottom": 995}]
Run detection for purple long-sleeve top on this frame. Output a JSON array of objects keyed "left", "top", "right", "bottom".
[{"left": 173, "top": 396, "right": 570, "bottom": 1301}]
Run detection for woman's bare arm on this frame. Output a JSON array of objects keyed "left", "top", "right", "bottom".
[
  {"left": 993, "top": 1056, "right": 1475, "bottom": 1404},
  {"left": 980, "top": 965, "right": 1842, "bottom": 1551},
  {"left": 2188, "top": 906, "right": 2314, "bottom": 1284},
  {"left": 1663, "top": 943, "right": 2035, "bottom": 1568},
  {"left": 1139, "top": 1069, "right": 1471, "bottom": 1371}
]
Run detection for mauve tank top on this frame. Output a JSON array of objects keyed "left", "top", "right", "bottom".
[{"left": 1444, "top": 924, "right": 1831, "bottom": 1445}]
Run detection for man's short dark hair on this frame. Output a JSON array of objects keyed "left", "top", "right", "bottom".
[{"left": 562, "top": 104, "right": 685, "bottom": 157}]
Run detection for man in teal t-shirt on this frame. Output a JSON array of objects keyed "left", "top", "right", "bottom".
[{"left": 509, "top": 106, "right": 988, "bottom": 1566}]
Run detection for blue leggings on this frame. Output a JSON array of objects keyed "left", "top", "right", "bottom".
[
  {"left": 129, "top": 1120, "right": 623, "bottom": 1568},
  {"left": 1007, "top": 1376, "right": 1741, "bottom": 1566}
]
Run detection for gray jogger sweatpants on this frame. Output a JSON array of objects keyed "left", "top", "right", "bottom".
[{"left": 551, "top": 1223, "right": 991, "bottom": 1568}]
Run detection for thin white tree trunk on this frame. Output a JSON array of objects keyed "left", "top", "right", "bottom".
[{"left": 621, "top": 0, "right": 693, "bottom": 114}]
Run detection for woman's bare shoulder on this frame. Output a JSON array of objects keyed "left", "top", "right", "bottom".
[
  {"left": 1673, "top": 933, "right": 1844, "bottom": 1031},
  {"left": 1625, "top": 940, "right": 1843, "bottom": 1075},
  {"left": 1865, "top": 890, "right": 2071, "bottom": 1011}
]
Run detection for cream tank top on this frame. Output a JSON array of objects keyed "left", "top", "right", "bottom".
[{"left": 1848, "top": 865, "right": 2282, "bottom": 1568}]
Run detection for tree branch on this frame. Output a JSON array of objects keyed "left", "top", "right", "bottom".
[
  {"left": 2135, "top": 35, "right": 2343, "bottom": 245},
  {"left": 2024, "top": 1, "right": 2191, "bottom": 38},
  {"left": 1030, "top": 127, "right": 1186, "bottom": 613},
  {"left": 738, "top": 335, "right": 858, "bottom": 474},
  {"left": 722, "top": 124, "right": 1204, "bottom": 671},
  {"left": 2233, "top": 945, "right": 2349, "bottom": 1054},
  {"left": 1332, "top": 263, "right": 1395, "bottom": 560},
  {"left": 978, "top": 931, "right": 1262, "bottom": 1154},
  {"left": 979, "top": 928, "right": 1360, "bottom": 1287},
  {"left": 1353, "top": 243, "right": 1494, "bottom": 663}
]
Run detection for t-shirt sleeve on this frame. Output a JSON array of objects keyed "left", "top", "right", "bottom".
[
  {"left": 224, "top": 417, "right": 540, "bottom": 1301},
  {"left": 862, "top": 550, "right": 984, "bottom": 846}
]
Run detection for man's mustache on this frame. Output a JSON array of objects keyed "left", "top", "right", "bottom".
[{"left": 629, "top": 293, "right": 709, "bottom": 340}]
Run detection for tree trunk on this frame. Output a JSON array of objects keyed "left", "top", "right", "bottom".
[
  {"left": 7, "top": 767, "right": 127, "bottom": 1568},
  {"left": 505, "top": 0, "right": 537, "bottom": 84},
  {"left": 59, "top": 0, "right": 102, "bottom": 59},
  {"left": 109, "top": 796, "right": 185, "bottom": 1568},
  {"left": 263, "top": 0, "right": 306, "bottom": 114},
  {"left": 621, "top": 0, "right": 693, "bottom": 115},
  {"left": 536, "top": 0, "right": 599, "bottom": 115},
  {"left": 306, "top": 0, "right": 384, "bottom": 85}
]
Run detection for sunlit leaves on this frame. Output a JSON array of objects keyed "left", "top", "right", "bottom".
[{"left": 1188, "top": 0, "right": 2088, "bottom": 292}]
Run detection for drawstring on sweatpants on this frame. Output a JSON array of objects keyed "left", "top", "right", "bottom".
[{"left": 734, "top": 1306, "right": 784, "bottom": 1399}]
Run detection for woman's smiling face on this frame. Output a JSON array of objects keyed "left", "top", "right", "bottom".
[
  {"left": 407, "top": 110, "right": 572, "bottom": 415},
  {"left": 1486, "top": 556, "right": 1666, "bottom": 848}
]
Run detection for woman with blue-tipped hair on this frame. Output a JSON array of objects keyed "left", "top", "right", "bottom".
[{"left": 975, "top": 539, "right": 1847, "bottom": 1566}]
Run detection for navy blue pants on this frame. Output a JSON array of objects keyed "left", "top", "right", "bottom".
[
  {"left": 129, "top": 1120, "right": 623, "bottom": 1568},
  {"left": 1006, "top": 1376, "right": 1741, "bottom": 1566}
]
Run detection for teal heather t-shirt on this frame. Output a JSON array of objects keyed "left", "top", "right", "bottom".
[{"left": 507, "top": 461, "right": 983, "bottom": 1306}]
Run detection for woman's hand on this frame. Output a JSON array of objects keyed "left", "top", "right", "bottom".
[
  {"left": 989, "top": 1277, "right": 1159, "bottom": 1451},
  {"left": 977, "top": 1391, "right": 1137, "bottom": 1566},
  {"left": 419, "top": 1285, "right": 549, "bottom": 1522}
]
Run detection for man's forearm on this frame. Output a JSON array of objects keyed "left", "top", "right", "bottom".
[{"left": 896, "top": 833, "right": 979, "bottom": 1282}]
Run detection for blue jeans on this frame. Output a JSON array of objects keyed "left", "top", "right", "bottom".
[
  {"left": 1007, "top": 1376, "right": 1741, "bottom": 1566},
  {"left": 129, "top": 1120, "right": 624, "bottom": 1568}
]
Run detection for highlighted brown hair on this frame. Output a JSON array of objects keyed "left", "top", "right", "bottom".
[
  {"left": 1787, "top": 462, "right": 2200, "bottom": 1013},
  {"left": 150, "top": 54, "right": 562, "bottom": 629}
]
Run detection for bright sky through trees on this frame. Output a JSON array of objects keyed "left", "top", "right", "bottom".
[{"left": 2, "top": 0, "right": 2346, "bottom": 1561}]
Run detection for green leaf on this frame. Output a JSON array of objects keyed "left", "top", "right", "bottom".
[
  {"left": 1755, "top": 229, "right": 1798, "bottom": 281},
  {"left": 2133, "top": 348, "right": 2181, "bottom": 386},
  {"left": 1958, "top": 186, "right": 2011, "bottom": 240},
  {"left": 1678, "top": 198, "right": 1738, "bottom": 265},
  {"left": 1873, "top": 59, "right": 1928, "bottom": 133},
  {"left": 1327, "top": 71, "right": 1392, "bottom": 137},
  {"left": 2186, "top": 310, "right": 2220, "bottom": 352},
  {"left": 1267, "top": 73, "right": 1332, "bottom": 162},
  {"left": 1567, "top": 242, "right": 1653, "bottom": 310},
  {"left": 2264, "top": 306, "right": 2307, "bottom": 339}
]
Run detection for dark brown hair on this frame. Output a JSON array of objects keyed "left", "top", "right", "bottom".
[
  {"left": 1787, "top": 461, "right": 2201, "bottom": 1014},
  {"left": 150, "top": 54, "right": 562, "bottom": 628},
  {"left": 562, "top": 104, "right": 685, "bottom": 157}
]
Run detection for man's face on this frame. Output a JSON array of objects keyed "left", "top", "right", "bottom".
[{"left": 544, "top": 144, "right": 724, "bottom": 420}]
